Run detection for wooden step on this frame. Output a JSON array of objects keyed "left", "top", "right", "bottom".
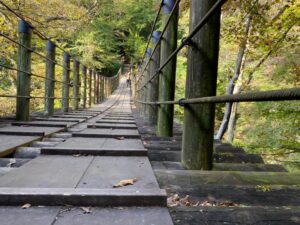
[
  {"left": 41, "top": 147, "right": 147, "bottom": 156},
  {"left": 11, "top": 121, "right": 75, "bottom": 128},
  {"left": 155, "top": 170, "right": 300, "bottom": 186},
  {"left": 87, "top": 124, "right": 137, "bottom": 129},
  {"left": 0, "top": 135, "right": 41, "bottom": 157},
  {"left": 164, "top": 184, "right": 300, "bottom": 206},
  {"left": 96, "top": 120, "right": 136, "bottom": 124},
  {"left": 151, "top": 161, "right": 287, "bottom": 172},
  {"left": 72, "top": 128, "right": 141, "bottom": 139},
  {"left": 0, "top": 188, "right": 167, "bottom": 207},
  {"left": 170, "top": 206, "right": 300, "bottom": 225},
  {"left": 149, "top": 150, "right": 264, "bottom": 163}
]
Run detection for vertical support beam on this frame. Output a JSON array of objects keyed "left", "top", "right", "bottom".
[
  {"left": 73, "top": 60, "right": 80, "bottom": 110},
  {"left": 182, "top": 0, "right": 221, "bottom": 170},
  {"left": 144, "top": 48, "right": 152, "bottom": 120},
  {"left": 100, "top": 76, "right": 104, "bottom": 102},
  {"left": 96, "top": 72, "right": 100, "bottom": 104},
  {"left": 82, "top": 65, "right": 87, "bottom": 108},
  {"left": 62, "top": 53, "right": 70, "bottom": 112},
  {"left": 16, "top": 20, "right": 32, "bottom": 121},
  {"left": 104, "top": 77, "right": 107, "bottom": 100},
  {"left": 157, "top": 0, "right": 178, "bottom": 137},
  {"left": 88, "top": 69, "right": 92, "bottom": 107},
  {"left": 44, "top": 41, "right": 56, "bottom": 116},
  {"left": 93, "top": 71, "right": 97, "bottom": 104},
  {"left": 147, "top": 31, "right": 161, "bottom": 124}
]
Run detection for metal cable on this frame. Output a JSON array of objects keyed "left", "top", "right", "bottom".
[
  {"left": 0, "top": 64, "right": 71, "bottom": 86},
  {"left": 137, "top": 0, "right": 228, "bottom": 91},
  {"left": 137, "top": 0, "right": 164, "bottom": 81},
  {"left": 0, "top": 32, "right": 65, "bottom": 68},
  {"left": 137, "top": 0, "right": 181, "bottom": 83},
  {"left": 136, "top": 88, "right": 300, "bottom": 105}
]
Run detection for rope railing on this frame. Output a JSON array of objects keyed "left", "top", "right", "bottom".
[{"left": 134, "top": 0, "right": 299, "bottom": 170}]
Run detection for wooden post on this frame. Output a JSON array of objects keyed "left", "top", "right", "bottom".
[
  {"left": 100, "top": 75, "right": 104, "bottom": 102},
  {"left": 62, "top": 53, "right": 70, "bottom": 112},
  {"left": 73, "top": 60, "right": 80, "bottom": 110},
  {"left": 147, "top": 31, "right": 161, "bottom": 124},
  {"left": 16, "top": 20, "right": 32, "bottom": 121},
  {"left": 157, "top": 0, "right": 178, "bottom": 137},
  {"left": 82, "top": 65, "right": 87, "bottom": 108},
  {"left": 96, "top": 72, "right": 100, "bottom": 104},
  {"left": 44, "top": 41, "right": 56, "bottom": 116},
  {"left": 182, "top": 0, "right": 221, "bottom": 170},
  {"left": 140, "top": 61, "right": 146, "bottom": 117},
  {"left": 88, "top": 69, "right": 92, "bottom": 107},
  {"left": 144, "top": 48, "right": 152, "bottom": 120},
  {"left": 93, "top": 70, "right": 97, "bottom": 105}
]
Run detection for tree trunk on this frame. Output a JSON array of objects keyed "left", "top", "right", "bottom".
[{"left": 216, "top": 16, "right": 251, "bottom": 140}]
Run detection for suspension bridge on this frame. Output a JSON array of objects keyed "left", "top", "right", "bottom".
[{"left": 0, "top": 0, "right": 299, "bottom": 224}]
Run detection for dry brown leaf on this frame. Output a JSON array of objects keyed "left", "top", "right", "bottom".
[
  {"left": 115, "top": 136, "right": 125, "bottom": 140},
  {"left": 21, "top": 203, "right": 31, "bottom": 209},
  {"left": 113, "top": 178, "right": 137, "bottom": 188},
  {"left": 80, "top": 207, "right": 92, "bottom": 214}
]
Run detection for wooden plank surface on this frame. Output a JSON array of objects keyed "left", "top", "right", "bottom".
[
  {"left": 72, "top": 128, "right": 140, "bottom": 138},
  {"left": 55, "top": 207, "right": 173, "bottom": 225},
  {"left": 0, "top": 126, "right": 64, "bottom": 136},
  {"left": 77, "top": 156, "right": 159, "bottom": 189},
  {"left": 0, "top": 188, "right": 167, "bottom": 207},
  {"left": 0, "top": 135, "right": 41, "bottom": 157},
  {"left": 0, "top": 155, "right": 93, "bottom": 188},
  {"left": 0, "top": 206, "right": 59, "bottom": 225}
]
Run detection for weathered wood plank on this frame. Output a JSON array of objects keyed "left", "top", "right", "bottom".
[
  {"left": 155, "top": 170, "right": 300, "bottom": 186},
  {"left": 0, "top": 155, "right": 93, "bottom": 188},
  {"left": 77, "top": 157, "right": 159, "bottom": 189},
  {"left": 0, "top": 188, "right": 167, "bottom": 207},
  {"left": 54, "top": 207, "right": 173, "bottom": 225}
]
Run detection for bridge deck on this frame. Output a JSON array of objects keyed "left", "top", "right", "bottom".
[
  {"left": 0, "top": 79, "right": 299, "bottom": 224},
  {"left": 0, "top": 80, "right": 173, "bottom": 225}
]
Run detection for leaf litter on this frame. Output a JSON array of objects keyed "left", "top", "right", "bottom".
[{"left": 167, "top": 194, "right": 241, "bottom": 207}]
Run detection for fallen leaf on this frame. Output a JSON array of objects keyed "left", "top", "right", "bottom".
[
  {"left": 80, "top": 207, "right": 92, "bottom": 214},
  {"left": 21, "top": 203, "right": 31, "bottom": 209},
  {"left": 113, "top": 178, "right": 137, "bottom": 188},
  {"left": 115, "top": 136, "right": 125, "bottom": 140}
]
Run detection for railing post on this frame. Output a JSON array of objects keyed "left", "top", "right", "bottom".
[
  {"left": 100, "top": 76, "right": 104, "bottom": 102},
  {"left": 16, "top": 20, "right": 32, "bottom": 121},
  {"left": 182, "top": 0, "right": 221, "bottom": 170},
  {"left": 93, "top": 71, "right": 97, "bottom": 104},
  {"left": 88, "top": 68, "right": 92, "bottom": 107},
  {"left": 73, "top": 60, "right": 80, "bottom": 110},
  {"left": 82, "top": 65, "right": 87, "bottom": 108},
  {"left": 44, "top": 40, "right": 56, "bottom": 116},
  {"left": 96, "top": 72, "right": 100, "bottom": 104},
  {"left": 144, "top": 48, "right": 152, "bottom": 120},
  {"left": 62, "top": 52, "right": 70, "bottom": 112},
  {"left": 157, "top": 0, "right": 178, "bottom": 137},
  {"left": 147, "top": 31, "right": 161, "bottom": 124}
]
